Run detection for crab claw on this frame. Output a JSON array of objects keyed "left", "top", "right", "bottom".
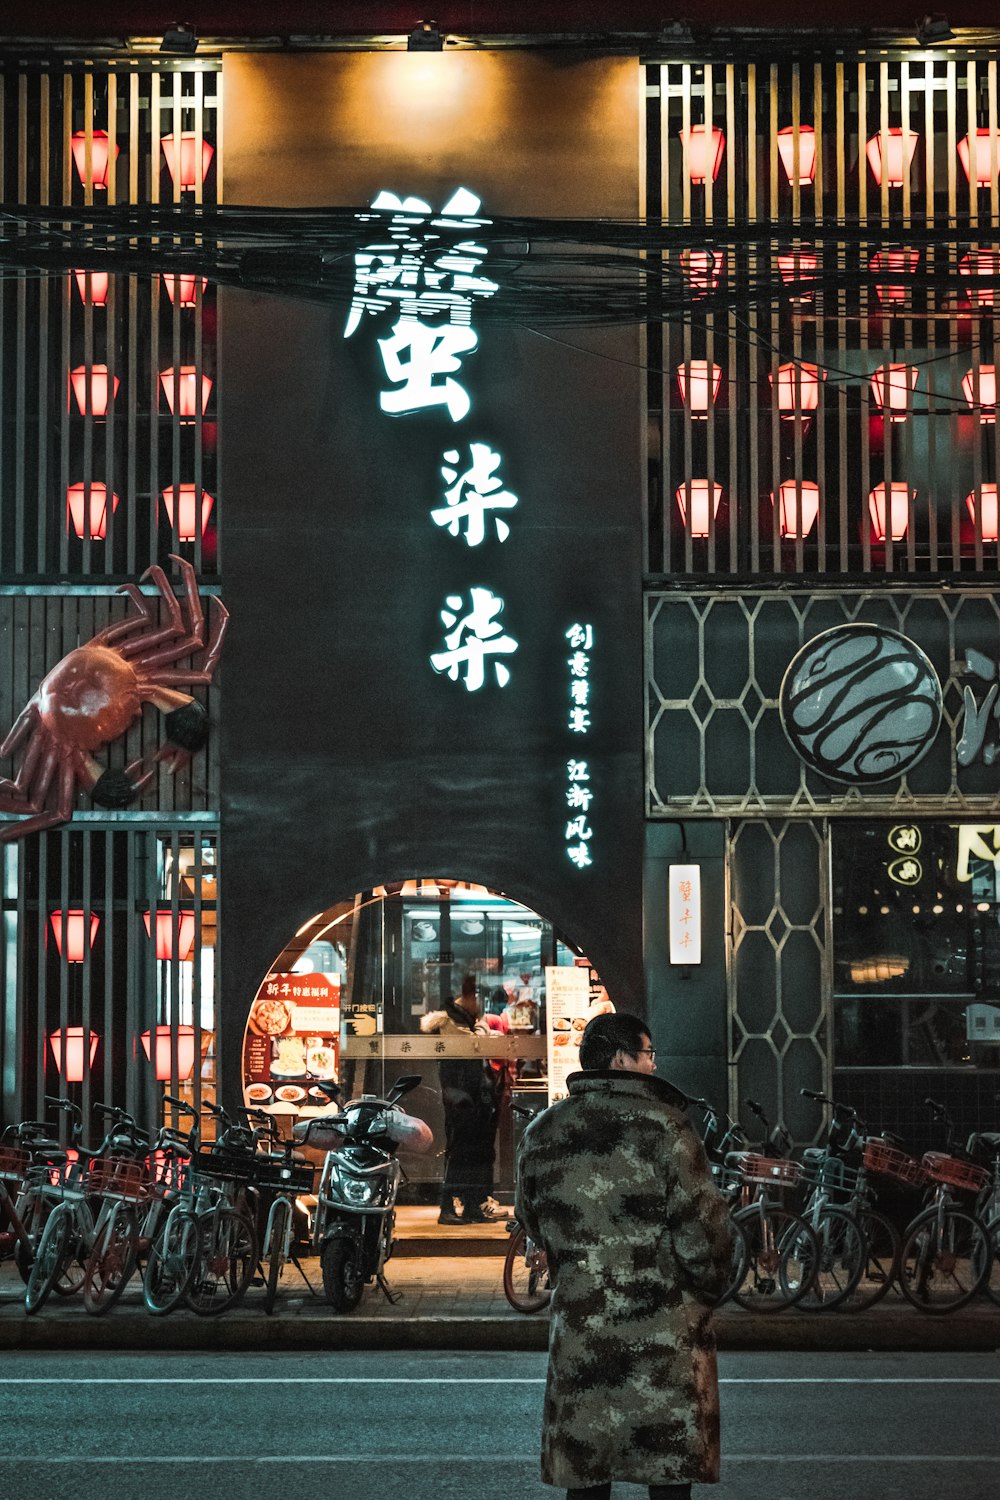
[
  {"left": 90, "top": 768, "right": 142, "bottom": 810},
  {"left": 164, "top": 700, "right": 209, "bottom": 752}
]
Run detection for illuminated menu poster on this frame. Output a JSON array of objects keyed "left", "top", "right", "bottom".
[
  {"left": 545, "top": 965, "right": 591, "bottom": 1104},
  {"left": 243, "top": 972, "right": 340, "bottom": 1110}
]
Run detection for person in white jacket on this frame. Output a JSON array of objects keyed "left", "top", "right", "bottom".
[{"left": 421, "top": 975, "right": 501, "bottom": 1223}]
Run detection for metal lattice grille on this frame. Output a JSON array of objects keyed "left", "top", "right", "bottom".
[{"left": 727, "top": 818, "right": 829, "bottom": 1145}]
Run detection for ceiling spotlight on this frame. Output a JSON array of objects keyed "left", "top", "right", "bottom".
[
  {"left": 408, "top": 20, "right": 444, "bottom": 51},
  {"left": 160, "top": 22, "right": 198, "bottom": 54},
  {"left": 915, "top": 13, "right": 953, "bottom": 43}
]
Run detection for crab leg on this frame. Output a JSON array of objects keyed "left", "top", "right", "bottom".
[
  {"left": 0, "top": 722, "right": 48, "bottom": 796},
  {"left": 129, "top": 559, "right": 212, "bottom": 671},
  {"left": 135, "top": 596, "right": 229, "bottom": 678},
  {"left": 0, "top": 700, "right": 40, "bottom": 759},
  {"left": 0, "top": 756, "right": 76, "bottom": 841},
  {"left": 116, "top": 564, "right": 186, "bottom": 661},
  {"left": 88, "top": 584, "right": 157, "bottom": 649}
]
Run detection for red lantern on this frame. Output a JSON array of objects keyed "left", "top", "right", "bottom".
[
  {"left": 870, "top": 364, "right": 919, "bottom": 422},
  {"left": 870, "top": 249, "right": 920, "bottom": 304},
  {"left": 958, "top": 130, "right": 999, "bottom": 187},
  {"left": 770, "top": 361, "right": 824, "bottom": 419},
  {"left": 869, "top": 482, "right": 913, "bottom": 541},
  {"left": 143, "top": 908, "right": 197, "bottom": 961},
  {"left": 959, "top": 249, "right": 1000, "bottom": 308},
  {"left": 675, "top": 480, "right": 723, "bottom": 537},
  {"left": 777, "top": 250, "right": 818, "bottom": 301},
  {"left": 69, "top": 365, "right": 120, "bottom": 418},
  {"left": 679, "top": 249, "right": 723, "bottom": 295},
  {"left": 163, "top": 273, "right": 208, "bottom": 307},
  {"left": 160, "top": 485, "right": 215, "bottom": 541},
  {"left": 966, "top": 484, "right": 1000, "bottom": 542},
  {"left": 159, "top": 366, "right": 213, "bottom": 420},
  {"left": 73, "top": 270, "right": 110, "bottom": 306},
  {"left": 49, "top": 909, "right": 100, "bottom": 962},
  {"left": 679, "top": 125, "right": 725, "bottom": 184},
  {"left": 962, "top": 366, "right": 998, "bottom": 422},
  {"left": 49, "top": 1028, "right": 99, "bottom": 1082},
  {"left": 160, "top": 133, "right": 214, "bottom": 191},
  {"left": 676, "top": 361, "right": 722, "bottom": 419},
  {"left": 65, "top": 482, "right": 119, "bottom": 540},
  {"left": 772, "top": 481, "right": 821, "bottom": 538},
  {"left": 776, "top": 126, "right": 817, "bottom": 185},
  {"left": 140, "top": 1025, "right": 197, "bottom": 1082},
  {"left": 866, "top": 128, "right": 918, "bottom": 187},
  {"left": 70, "top": 130, "right": 118, "bottom": 189}
]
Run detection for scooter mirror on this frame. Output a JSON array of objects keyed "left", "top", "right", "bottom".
[{"left": 388, "top": 1074, "right": 423, "bottom": 1100}]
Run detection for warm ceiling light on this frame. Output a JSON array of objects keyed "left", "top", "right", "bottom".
[
  {"left": 966, "top": 484, "right": 1000, "bottom": 541},
  {"left": 959, "top": 249, "right": 1000, "bottom": 307},
  {"left": 772, "top": 480, "right": 821, "bottom": 538},
  {"left": 160, "top": 484, "right": 215, "bottom": 540},
  {"left": 776, "top": 126, "right": 817, "bottom": 185},
  {"left": 870, "top": 249, "right": 920, "bottom": 304},
  {"left": 679, "top": 249, "right": 723, "bottom": 295},
  {"left": 65, "top": 482, "right": 119, "bottom": 540},
  {"left": 160, "top": 133, "right": 214, "bottom": 191},
  {"left": 162, "top": 272, "right": 208, "bottom": 307},
  {"left": 70, "top": 131, "right": 118, "bottom": 189},
  {"left": 958, "top": 130, "right": 999, "bottom": 186},
  {"left": 159, "top": 22, "right": 198, "bottom": 54},
  {"left": 777, "top": 250, "right": 818, "bottom": 301},
  {"left": 870, "top": 364, "right": 919, "bottom": 422},
  {"left": 676, "top": 361, "right": 722, "bottom": 418},
  {"left": 49, "top": 909, "right": 101, "bottom": 962},
  {"left": 407, "top": 19, "right": 444, "bottom": 50},
  {"left": 866, "top": 128, "right": 919, "bottom": 187},
  {"left": 770, "top": 361, "right": 825, "bottom": 418},
  {"left": 69, "top": 365, "right": 120, "bottom": 418},
  {"left": 962, "top": 365, "right": 998, "bottom": 422},
  {"left": 159, "top": 366, "right": 213, "bottom": 420},
  {"left": 675, "top": 479, "right": 723, "bottom": 537},
  {"left": 679, "top": 125, "right": 725, "bottom": 184},
  {"left": 869, "top": 481, "right": 913, "bottom": 541},
  {"left": 73, "top": 270, "right": 109, "bottom": 306}
]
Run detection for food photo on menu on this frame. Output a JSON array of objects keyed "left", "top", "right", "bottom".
[{"left": 242, "top": 974, "right": 341, "bottom": 1112}]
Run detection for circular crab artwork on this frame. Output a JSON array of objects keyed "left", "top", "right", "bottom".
[{"left": 779, "top": 624, "right": 943, "bottom": 785}]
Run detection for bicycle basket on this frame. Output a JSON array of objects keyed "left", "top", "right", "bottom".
[
  {"left": 799, "top": 1153, "right": 860, "bottom": 1197},
  {"left": 251, "top": 1155, "right": 315, "bottom": 1194},
  {"left": 0, "top": 1146, "right": 29, "bottom": 1182},
  {"left": 921, "top": 1152, "right": 990, "bottom": 1194},
  {"left": 861, "top": 1137, "right": 928, "bottom": 1188},
  {"left": 732, "top": 1152, "right": 802, "bottom": 1187},
  {"left": 190, "top": 1147, "right": 258, "bottom": 1183},
  {"left": 86, "top": 1158, "right": 149, "bottom": 1202}
]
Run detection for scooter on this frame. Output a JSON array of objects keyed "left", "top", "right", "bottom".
[{"left": 297, "top": 1074, "right": 428, "bottom": 1311}]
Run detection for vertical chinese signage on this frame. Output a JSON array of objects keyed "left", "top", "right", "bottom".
[
  {"left": 668, "top": 865, "right": 701, "bottom": 964},
  {"left": 564, "top": 623, "right": 596, "bottom": 869}
]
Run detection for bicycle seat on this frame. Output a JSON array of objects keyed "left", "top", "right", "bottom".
[
  {"left": 801, "top": 1147, "right": 825, "bottom": 1164},
  {"left": 28, "top": 1140, "right": 65, "bottom": 1159}
]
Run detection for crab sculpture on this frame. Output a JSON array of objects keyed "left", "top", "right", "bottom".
[{"left": 0, "top": 555, "right": 228, "bottom": 842}]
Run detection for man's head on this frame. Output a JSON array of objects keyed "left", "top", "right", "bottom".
[
  {"left": 455, "top": 974, "right": 480, "bottom": 1017},
  {"left": 577, "top": 1011, "right": 656, "bottom": 1074}
]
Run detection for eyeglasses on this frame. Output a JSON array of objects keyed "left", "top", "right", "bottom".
[{"left": 634, "top": 1047, "right": 656, "bottom": 1060}]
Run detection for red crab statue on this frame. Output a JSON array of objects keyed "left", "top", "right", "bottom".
[{"left": 0, "top": 555, "right": 227, "bottom": 842}]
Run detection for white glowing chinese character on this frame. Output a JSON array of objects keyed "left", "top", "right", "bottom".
[
  {"left": 566, "top": 816, "right": 593, "bottom": 842},
  {"left": 431, "top": 443, "right": 519, "bottom": 546},
  {"left": 378, "top": 320, "right": 477, "bottom": 422},
  {"left": 568, "top": 651, "right": 590, "bottom": 679},
  {"left": 569, "top": 707, "right": 591, "bottom": 734},
  {"left": 430, "top": 588, "right": 519, "bottom": 691},
  {"left": 570, "top": 679, "right": 590, "bottom": 706},
  {"left": 567, "top": 842, "right": 593, "bottom": 869},
  {"left": 566, "top": 785, "right": 594, "bottom": 810},
  {"left": 567, "top": 759, "right": 590, "bottom": 781},
  {"left": 566, "top": 623, "right": 594, "bottom": 650}
]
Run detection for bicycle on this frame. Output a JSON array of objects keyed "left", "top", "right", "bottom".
[
  {"left": 897, "top": 1098, "right": 992, "bottom": 1314},
  {"left": 722, "top": 1100, "right": 819, "bottom": 1312},
  {"left": 502, "top": 1104, "right": 552, "bottom": 1315},
  {"left": 0, "top": 1103, "right": 81, "bottom": 1283},
  {"left": 142, "top": 1096, "right": 207, "bottom": 1316},
  {"left": 180, "top": 1102, "right": 260, "bottom": 1315},
  {"left": 251, "top": 1121, "right": 315, "bottom": 1314}
]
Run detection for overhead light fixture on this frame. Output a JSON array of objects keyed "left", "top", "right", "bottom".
[
  {"left": 915, "top": 12, "right": 953, "bottom": 43},
  {"left": 160, "top": 21, "right": 198, "bottom": 54},
  {"left": 408, "top": 20, "right": 444, "bottom": 51}
]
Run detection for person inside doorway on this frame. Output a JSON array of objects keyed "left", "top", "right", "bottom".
[{"left": 421, "top": 975, "right": 502, "bottom": 1224}]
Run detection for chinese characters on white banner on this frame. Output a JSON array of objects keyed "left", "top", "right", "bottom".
[{"left": 565, "top": 623, "right": 595, "bottom": 869}]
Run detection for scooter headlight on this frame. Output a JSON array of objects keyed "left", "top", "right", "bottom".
[{"left": 330, "top": 1162, "right": 378, "bottom": 1205}]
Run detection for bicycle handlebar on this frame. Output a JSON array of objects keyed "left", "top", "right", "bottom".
[{"left": 163, "top": 1094, "right": 196, "bottom": 1116}]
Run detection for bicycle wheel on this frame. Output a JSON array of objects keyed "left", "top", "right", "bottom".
[
  {"left": 731, "top": 1204, "right": 818, "bottom": 1312},
  {"left": 263, "top": 1198, "right": 291, "bottom": 1316},
  {"left": 984, "top": 1216, "right": 1000, "bottom": 1308},
  {"left": 24, "top": 1203, "right": 72, "bottom": 1315},
  {"left": 187, "top": 1209, "right": 257, "bottom": 1316},
  {"left": 837, "top": 1209, "right": 900, "bottom": 1312},
  {"left": 502, "top": 1227, "right": 551, "bottom": 1314},
  {"left": 144, "top": 1210, "right": 202, "bottom": 1315},
  {"left": 796, "top": 1206, "right": 866, "bottom": 1312},
  {"left": 898, "top": 1205, "right": 991, "bottom": 1313},
  {"left": 82, "top": 1203, "right": 139, "bottom": 1315}
]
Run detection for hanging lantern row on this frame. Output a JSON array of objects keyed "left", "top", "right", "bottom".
[
  {"left": 48, "top": 907, "right": 199, "bottom": 957},
  {"left": 674, "top": 360, "right": 997, "bottom": 423},
  {"left": 674, "top": 481, "right": 1000, "bottom": 543},
  {"left": 65, "top": 366, "right": 213, "bottom": 420},
  {"left": 770, "top": 361, "right": 825, "bottom": 418},
  {"left": 70, "top": 130, "right": 214, "bottom": 191},
  {"left": 65, "top": 483, "right": 216, "bottom": 540},
  {"left": 870, "top": 364, "right": 919, "bottom": 422},
  {"left": 73, "top": 271, "right": 209, "bottom": 308},
  {"left": 47, "top": 1026, "right": 198, "bottom": 1082}
]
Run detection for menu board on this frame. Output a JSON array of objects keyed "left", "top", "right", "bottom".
[
  {"left": 243, "top": 971, "right": 341, "bottom": 1111},
  {"left": 545, "top": 965, "right": 591, "bottom": 1103}
]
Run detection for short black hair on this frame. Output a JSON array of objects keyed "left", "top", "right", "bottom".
[{"left": 577, "top": 1012, "right": 651, "bottom": 1071}]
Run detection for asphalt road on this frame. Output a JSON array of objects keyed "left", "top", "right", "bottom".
[{"left": 0, "top": 1349, "right": 997, "bottom": 1500}]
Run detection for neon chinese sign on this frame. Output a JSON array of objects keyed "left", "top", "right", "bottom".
[{"left": 565, "top": 624, "right": 595, "bottom": 870}]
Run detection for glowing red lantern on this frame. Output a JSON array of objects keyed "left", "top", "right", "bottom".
[
  {"left": 776, "top": 126, "right": 817, "bottom": 185},
  {"left": 770, "top": 361, "right": 824, "bottom": 419},
  {"left": 868, "top": 482, "right": 913, "bottom": 541},
  {"left": 70, "top": 130, "right": 118, "bottom": 189},
  {"left": 159, "top": 366, "right": 213, "bottom": 420},
  {"left": 140, "top": 1025, "right": 197, "bottom": 1082},
  {"left": 162, "top": 273, "right": 208, "bottom": 307},
  {"left": 866, "top": 128, "right": 918, "bottom": 187},
  {"left": 679, "top": 125, "right": 725, "bottom": 184},
  {"left": 143, "top": 908, "right": 197, "bottom": 961},
  {"left": 870, "top": 249, "right": 920, "bottom": 304},
  {"left": 66, "top": 482, "right": 119, "bottom": 540},
  {"left": 679, "top": 249, "right": 723, "bottom": 295},
  {"left": 772, "top": 481, "right": 821, "bottom": 538},
  {"left": 870, "top": 364, "right": 919, "bottom": 422},
  {"left": 49, "top": 1028, "right": 99, "bottom": 1082},
  {"left": 73, "top": 270, "right": 109, "bottom": 306},
  {"left": 160, "top": 133, "right": 214, "bottom": 191},
  {"left": 675, "top": 480, "right": 723, "bottom": 537},
  {"left": 49, "top": 909, "right": 100, "bottom": 962},
  {"left": 958, "top": 130, "right": 999, "bottom": 187},
  {"left": 960, "top": 249, "right": 1000, "bottom": 308},
  {"left": 962, "top": 365, "right": 997, "bottom": 422},
  {"left": 676, "top": 361, "right": 722, "bottom": 418},
  {"left": 159, "top": 484, "right": 215, "bottom": 541},
  {"left": 69, "top": 365, "right": 120, "bottom": 418},
  {"left": 777, "top": 250, "right": 818, "bottom": 301},
  {"left": 966, "top": 484, "right": 1000, "bottom": 541}
]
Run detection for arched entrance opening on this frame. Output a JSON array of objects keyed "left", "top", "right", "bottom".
[{"left": 241, "top": 879, "right": 610, "bottom": 1219}]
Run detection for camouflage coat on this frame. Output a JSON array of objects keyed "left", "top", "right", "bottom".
[{"left": 514, "top": 1070, "right": 733, "bottom": 1490}]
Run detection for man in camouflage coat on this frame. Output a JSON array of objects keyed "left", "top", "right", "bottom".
[{"left": 515, "top": 1012, "right": 733, "bottom": 1500}]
